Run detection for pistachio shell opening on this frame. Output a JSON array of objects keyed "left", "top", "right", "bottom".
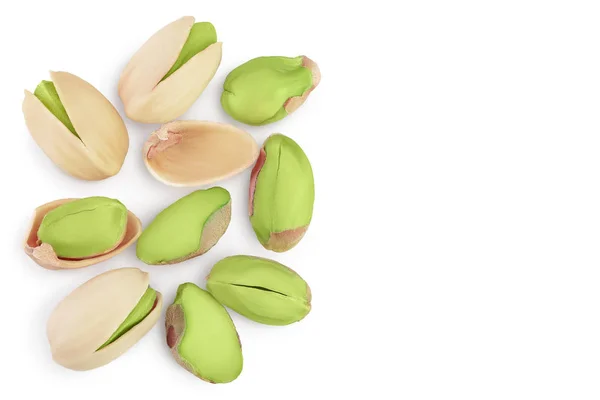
[
  {"left": 118, "top": 16, "right": 222, "bottom": 123},
  {"left": 143, "top": 120, "right": 259, "bottom": 187},
  {"left": 23, "top": 71, "right": 129, "bottom": 180},
  {"left": 249, "top": 134, "right": 315, "bottom": 252},
  {"left": 136, "top": 187, "right": 231, "bottom": 265},
  {"left": 207, "top": 255, "right": 311, "bottom": 326},
  {"left": 166, "top": 283, "right": 243, "bottom": 383},
  {"left": 221, "top": 55, "right": 320, "bottom": 126},
  {"left": 47, "top": 268, "right": 163, "bottom": 371},
  {"left": 24, "top": 198, "right": 142, "bottom": 270}
]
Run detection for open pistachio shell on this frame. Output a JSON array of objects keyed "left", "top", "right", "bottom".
[
  {"left": 24, "top": 198, "right": 142, "bottom": 270},
  {"left": 143, "top": 120, "right": 259, "bottom": 187},
  {"left": 118, "top": 16, "right": 223, "bottom": 123},
  {"left": 47, "top": 268, "right": 163, "bottom": 371},
  {"left": 22, "top": 71, "right": 129, "bottom": 180}
]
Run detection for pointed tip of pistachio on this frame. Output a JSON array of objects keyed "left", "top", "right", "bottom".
[{"left": 283, "top": 56, "right": 321, "bottom": 114}]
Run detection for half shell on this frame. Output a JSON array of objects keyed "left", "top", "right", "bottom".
[
  {"left": 24, "top": 199, "right": 142, "bottom": 270},
  {"left": 47, "top": 268, "right": 163, "bottom": 371},
  {"left": 143, "top": 120, "right": 259, "bottom": 187}
]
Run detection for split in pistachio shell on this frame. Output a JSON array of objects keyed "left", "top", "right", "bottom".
[
  {"left": 143, "top": 120, "right": 259, "bottom": 187},
  {"left": 207, "top": 255, "right": 311, "bottom": 326},
  {"left": 24, "top": 198, "right": 142, "bottom": 270},
  {"left": 118, "top": 16, "right": 222, "bottom": 123},
  {"left": 136, "top": 187, "right": 231, "bottom": 265},
  {"left": 221, "top": 56, "right": 320, "bottom": 125},
  {"left": 47, "top": 268, "right": 163, "bottom": 371},
  {"left": 22, "top": 71, "right": 129, "bottom": 180},
  {"left": 249, "top": 134, "right": 315, "bottom": 252},
  {"left": 166, "top": 283, "right": 243, "bottom": 383}
]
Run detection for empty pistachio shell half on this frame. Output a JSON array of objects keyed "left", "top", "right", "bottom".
[
  {"left": 24, "top": 197, "right": 142, "bottom": 270},
  {"left": 207, "top": 255, "right": 311, "bottom": 326},
  {"left": 47, "top": 268, "right": 163, "bottom": 371},
  {"left": 136, "top": 187, "right": 231, "bottom": 265},
  {"left": 250, "top": 134, "right": 314, "bottom": 252},
  {"left": 166, "top": 283, "right": 243, "bottom": 383},
  {"left": 119, "top": 16, "right": 222, "bottom": 123},
  {"left": 143, "top": 120, "right": 259, "bottom": 187},
  {"left": 22, "top": 71, "right": 129, "bottom": 180},
  {"left": 221, "top": 55, "right": 320, "bottom": 125}
]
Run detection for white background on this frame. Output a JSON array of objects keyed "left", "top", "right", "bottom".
[{"left": 1, "top": 0, "right": 600, "bottom": 398}]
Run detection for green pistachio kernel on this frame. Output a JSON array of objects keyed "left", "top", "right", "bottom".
[
  {"left": 136, "top": 187, "right": 231, "bottom": 265},
  {"left": 249, "top": 134, "right": 314, "bottom": 252},
  {"left": 207, "top": 255, "right": 311, "bottom": 326},
  {"left": 37, "top": 197, "right": 128, "bottom": 259},
  {"left": 33, "top": 80, "right": 79, "bottom": 137},
  {"left": 221, "top": 56, "right": 316, "bottom": 125},
  {"left": 161, "top": 22, "right": 217, "bottom": 81},
  {"left": 166, "top": 283, "right": 243, "bottom": 383},
  {"left": 97, "top": 287, "right": 157, "bottom": 350}
]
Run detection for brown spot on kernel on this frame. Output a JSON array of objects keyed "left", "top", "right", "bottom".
[{"left": 249, "top": 148, "right": 267, "bottom": 216}]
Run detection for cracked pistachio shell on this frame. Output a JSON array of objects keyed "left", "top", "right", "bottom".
[
  {"left": 143, "top": 120, "right": 259, "bottom": 187},
  {"left": 166, "top": 283, "right": 243, "bottom": 383},
  {"left": 207, "top": 255, "right": 311, "bottom": 326},
  {"left": 22, "top": 71, "right": 129, "bottom": 180},
  {"left": 249, "top": 134, "right": 314, "bottom": 252},
  {"left": 24, "top": 198, "right": 142, "bottom": 270},
  {"left": 221, "top": 55, "right": 320, "bottom": 125},
  {"left": 118, "top": 16, "right": 222, "bottom": 123},
  {"left": 136, "top": 187, "right": 231, "bottom": 265},
  {"left": 47, "top": 268, "right": 163, "bottom": 371}
]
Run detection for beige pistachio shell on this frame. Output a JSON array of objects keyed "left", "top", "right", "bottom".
[
  {"left": 118, "top": 16, "right": 222, "bottom": 123},
  {"left": 47, "top": 268, "right": 162, "bottom": 371},
  {"left": 22, "top": 71, "right": 129, "bottom": 180},
  {"left": 24, "top": 199, "right": 142, "bottom": 270},
  {"left": 143, "top": 121, "right": 259, "bottom": 187}
]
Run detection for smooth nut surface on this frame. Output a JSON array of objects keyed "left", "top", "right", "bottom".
[
  {"left": 221, "top": 55, "right": 320, "bottom": 125},
  {"left": 143, "top": 120, "right": 259, "bottom": 187},
  {"left": 23, "top": 71, "right": 129, "bottom": 180},
  {"left": 119, "top": 16, "right": 222, "bottom": 123},
  {"left": 166, "top": 283, "right": 243, "bottom": 383},
  {"left": 24, "top": 198, "right": 142, "bottom": 270},
  {"left": 136, "top": 187, "right": 231, "bottom": 265},
  {"left": 207, "top": 255, "right": 311, "bottom": 326},
  {"left": 249, "top": 134, "right": 315, "bottom": 252},
  {"left": 47, "top": 268, "right": 163, "bottom": 371}
]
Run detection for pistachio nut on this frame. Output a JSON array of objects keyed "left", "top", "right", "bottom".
[
  {"left": 207, "top": 255, "right": 311, "bottom": 326},
  {"left": 166, "top": 283, "right": 243, "bottom": 383},
  {"left": 136, "top": 187, "right": 231, "bottom": 265},
  {"left": 143, "top": 120, "right": 259, "bottom": 187},
  {"left": 24, "top": 197, "right": 142, "bottom": 270},
  {"left": 119, "top": 16, "right": 222, "bottom": 123},
  {"left": 221, "top": 55, "right": 320, "bottom": 125},
  {"left": 22, "top": 71, "right": 129, "bottom": 180},
  {"left": 47, "top": 268, "right": 163, "bottom": 371},
  {"left": 249, "top": 134, "right": 314, "bottom": 252}
]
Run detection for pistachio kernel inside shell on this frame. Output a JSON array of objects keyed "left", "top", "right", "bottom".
[
  {"left": 161, "top": 22, "right": 217, "bottom": 81},
  {"left": 97, "top": 287, "right": 158, "bottom": 351},
  {"left": 33, "top": 80, "right": 79, "bottom": 138}
]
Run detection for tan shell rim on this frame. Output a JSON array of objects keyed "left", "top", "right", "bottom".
[
  {"left": 47, "top": 268, "right": 163, "bottom": 371},
  {"left": 142, "top": 120, "right": 259, "bottom": 187},
  {"left": 23, "top": 198, "right": 142, "bottom": 270}
]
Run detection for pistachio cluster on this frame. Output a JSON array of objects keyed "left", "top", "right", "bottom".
[{"left": 22, "top": 16, "right": 319, "bottom": 383}]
